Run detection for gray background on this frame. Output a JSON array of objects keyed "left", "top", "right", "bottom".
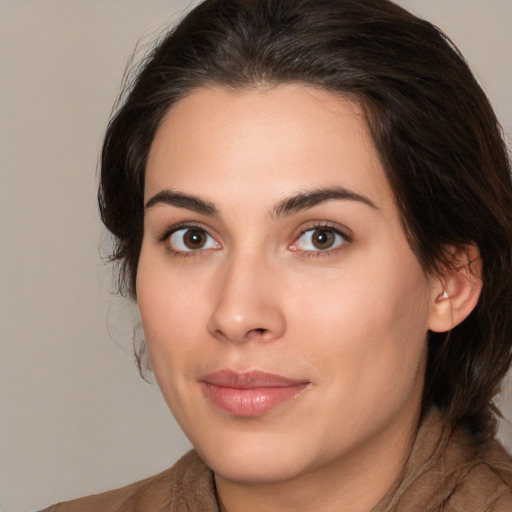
[{"left": 1, "top": 1, "right": 511, "bottom": 511}]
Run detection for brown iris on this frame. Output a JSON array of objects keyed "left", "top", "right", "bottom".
[
  {"left": 183, "top": 229, "right": 207, "bottom": 249},
  {"left": 311, "top": 229, "right": 336, "bottom": 250}
]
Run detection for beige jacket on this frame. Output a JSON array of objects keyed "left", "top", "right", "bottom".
[{"left": 42, "top": 410, "right": 512, "bottom": 511}]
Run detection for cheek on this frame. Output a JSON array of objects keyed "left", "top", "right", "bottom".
[
  {"left": 136, "top": 250, "right": 202, "bottom": 377},
  {"left": 287, "top": 253, "right": 431, "bottom": 396},
  {"left": 136, "top": 258, "right": 209, "bottom": 423},
  {"left": 137, "top": 243, "right": 208, "bottom": 336}
]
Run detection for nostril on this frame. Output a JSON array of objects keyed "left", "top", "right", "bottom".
[{"left": 247, "top": 328, "right": 267, "bottom": 338}]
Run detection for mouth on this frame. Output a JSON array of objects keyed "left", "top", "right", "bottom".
[{"left": 199, "top": 369, "right": 311, "bottom": 417}]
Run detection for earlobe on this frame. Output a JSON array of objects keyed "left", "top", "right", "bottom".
[{"left": 428, "top": 244, "right": 483, "bottom": 333}]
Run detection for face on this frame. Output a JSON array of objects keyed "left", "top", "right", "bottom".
[{"left": 137, "top": 85, "right": 438, "bottom": 486}]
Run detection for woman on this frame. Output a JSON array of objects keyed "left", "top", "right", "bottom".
[{"left": 44, "top": 0, "right": 512, "bottom": 510}]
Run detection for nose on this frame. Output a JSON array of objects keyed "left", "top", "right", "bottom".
[{"left": 207, "top": 253, "right": 287, "bottom": 344}]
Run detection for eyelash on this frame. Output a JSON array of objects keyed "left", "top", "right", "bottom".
[
  {"left": 157, "top": 222, "right": 352, "bottom": 258},
  {"left": 291, "top": 222, "right": 351, "bottom": 258},
  {"left": 157, "top": 222, "right": 217, "bottom": 258}
]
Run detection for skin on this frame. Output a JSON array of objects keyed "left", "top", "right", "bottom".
[{"left": 137, "top": 84, "right": 454, "bottom": 511}]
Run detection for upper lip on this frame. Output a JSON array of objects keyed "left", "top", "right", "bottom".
[{"left": 200, "top": 370, "right": 309, "bottom": 389}]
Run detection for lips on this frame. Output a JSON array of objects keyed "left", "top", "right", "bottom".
[{"left": 199, "top": 370, "right": 310, "bottom": 417}]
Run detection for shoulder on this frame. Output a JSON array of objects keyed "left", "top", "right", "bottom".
[
  {"left": 444, "top": 433, "right": 512, "bottom": 511},
  {"left": 377, "top": 410, "right": 512, "bottom": 512},
  {"left": 40, "top": 450, "right": 218, "bottom": 512}
]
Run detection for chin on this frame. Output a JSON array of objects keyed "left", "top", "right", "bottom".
[
  {"left": 193, "top": 429, "right": 316, "bottom": 484},
  {"left": 207, "top": 453, "right": 308, "bottom": 485}
]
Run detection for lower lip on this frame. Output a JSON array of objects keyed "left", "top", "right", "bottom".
[{"left": 200, "top": 382, "right": 309, "bottom": 417}]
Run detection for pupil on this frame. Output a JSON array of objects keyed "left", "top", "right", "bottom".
[
  {"left": 313, "top": 229, "right": 334, "bottom": 249},
  {"left": 184, "top": 230, "right": 205, "bottom": 249}
]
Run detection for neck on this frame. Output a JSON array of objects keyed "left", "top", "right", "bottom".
[{"left": 215, "top": 404, "right": 421, "bottom": 512}]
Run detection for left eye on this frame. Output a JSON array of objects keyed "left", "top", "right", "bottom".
[
  {"left": 168, "top": 228, "right": 219, "bottom": 252},
  {"left": 293, "top": 227, "right": 346, "bottom": 252}
]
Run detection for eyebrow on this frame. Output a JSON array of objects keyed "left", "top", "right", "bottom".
[
  {"left": 272, "top": 186, "right": 378, "bottom": 218},
  {"left": 144, "top": 186, "right": 377, "bottom": 217},
  {"left": 145, "top": 190, "right": 219, "bottom": 216}
]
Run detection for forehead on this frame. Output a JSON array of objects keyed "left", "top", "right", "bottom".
[{"left": 145, "top": 84, "right": 393, "bottom": 212}]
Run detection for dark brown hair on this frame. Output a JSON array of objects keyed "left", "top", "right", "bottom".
[{"left": 99, "top": 0, "right": 512, "bottom": 438}]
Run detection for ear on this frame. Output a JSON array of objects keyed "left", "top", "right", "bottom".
[{"left": 428, "top": 244, "right": 483, "bottom": 333}]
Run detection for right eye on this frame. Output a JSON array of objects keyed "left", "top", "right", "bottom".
[{"left": 168, "top": 227, "right": 220, "bottom": 253}]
